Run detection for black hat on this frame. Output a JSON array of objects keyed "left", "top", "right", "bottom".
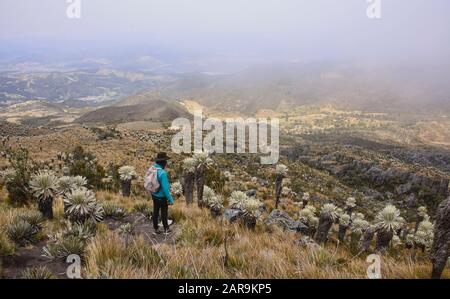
[{"left": 154, "top": 152, "right": 170, "bottom": 162}]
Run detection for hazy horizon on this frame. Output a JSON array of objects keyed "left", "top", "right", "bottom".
[{"left": 1, "top": 0, "right": 450, "bottom": 72}]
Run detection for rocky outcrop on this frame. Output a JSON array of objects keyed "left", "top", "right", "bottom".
[
  {"left": 223, "top": 208, "right": 243, "bottom": 223},
  {"left": 264, "top": 209, "right": 309, "bottom": 234},
  {"left": 396, "top": 182, "right": 412, "bottom": 195},
  {"left": 286, "top": 143, "right": 449, "bottom": 202},
  {"left": 245, "top": 189, "right": 257, "bottom": 197},
  {"left": 388, "top": 149, "right": 450, "bottom": 173},
  {"left": 299, "top": 153, "right": 449, "bottom": 202},
  {"left": 350, "top": 162, "right": 448, "bottom": 198}
]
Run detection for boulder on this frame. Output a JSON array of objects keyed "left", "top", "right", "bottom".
[
  {"left": 245, "top": 189, "right": 257, "bottom": 197},
  {"left": 396, "top": 182, "right": 412, "bottom": 195},
  {"left": 223, "top": 208, "right": 243, "bottom": 223},
  {"left": 264, "top": 209, "right": 309, "bottom": 234}
]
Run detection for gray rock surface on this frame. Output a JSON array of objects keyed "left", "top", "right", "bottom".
[
  {"left": 223, "top": 208, "right": 243, "bottom": 223},
  {"left": 245, "top": 189, "right": 257, "bottom": 197},
  {"left": 264, "top": 209, "right": 309, "bottom": 234}
]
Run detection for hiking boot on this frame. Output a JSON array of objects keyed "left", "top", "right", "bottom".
[
  {"left": 164, "top": 229, "right": 172, "bottom": 235},
  {"left": 153, "top": 228, "right": 162, "bottom": 235},
  {"left": 159, "top": 220, "right": 174, "bottom": 226}
]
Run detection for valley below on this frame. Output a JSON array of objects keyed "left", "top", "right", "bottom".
[
  {"left": 0, "top": 63, "right": 449, "bottom": 279},
  {"left": 0, "top": 101, "right": 449, "bottom": 278}
]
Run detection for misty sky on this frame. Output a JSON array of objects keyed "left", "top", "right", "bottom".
[{"left": 1, "top": 0, "right": 450, "bottom": 67}]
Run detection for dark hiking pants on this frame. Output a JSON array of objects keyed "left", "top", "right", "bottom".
[{"left": 152, "top": 196, "right": 169, "bottom": 231}]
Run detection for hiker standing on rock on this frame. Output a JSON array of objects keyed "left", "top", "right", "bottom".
[{"left": 144, "top": 152, "right": 174, "bottom": 235}]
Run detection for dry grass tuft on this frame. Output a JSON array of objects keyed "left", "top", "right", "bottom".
[{"left": 1, "top": 186, "right": 449, "bottom": 279}]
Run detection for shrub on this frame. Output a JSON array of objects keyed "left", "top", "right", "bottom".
[
  {"left": 30, "top": 170, "right": 59, "bottom": 219},
  {"left": 320, "top": 203, "right": 340, "bottom": 221},
  {"left": 414, "top": 220, "right": 434, "bottom": 250},
  {"left": 57, "top": 176, "right": 76, "bottom": 195},
  {"left": 129, "top": 240, "right": 164, "bottom": 269},
  {"left": 64, "top": 188, "right": 104, "bottom": 223},
  {"left": 203, "top": 186, "right": 224, "bottom": 212},
  {"left": 182, "top": 158, "right": 197, "bottom": 173},
  {"left": 201, "top": 227, "right": 224, "bottom": 246},
  {"left": 21, "top": 266, "right": 56, "bottom": 279},
  {"left": 228, "top": 191, "right": 249, "bottom": 210},
  {"left": 169, "top": 207, "right": 186, "bottom": 223},
  {"left": 316, "top": 203, "right": 339, "bottom": 243},
  {"left": 67, "top": 146, "right": 106, "bottom": 189},
  {"left": 2, "top": 149, "right": 33, "bottom": 204},
  {"left": 299, "top": 208, "right": 314, "bottom": 224},
  {"left": 275, "top": 164, "right": 288, "bottom": 176},
  {"left": 71, "top": 176, "right": 88, "bottom": 189},
  {"left": 171, "top": 182, "right": 183, "bottom": 196},
  {"left": 0, "top": 169, "right": 16, "bottom": 186},
  {"left": 133, "top": 202, "right": 151, "bottom": 214},
  {"left": 43, "top": 235, "right": 86, "bottom": 260},
  {"left": 0, "top": 231, "right": 15, "bottom": 257},
  {"left": 374, "top": 205, "right": 402, "bottom": 252},
  {"left": 339, "top": 214, "right": 352, "bottom": 227},
  {"left": 193, "top": 152, "right": 213, "bottom": 168},
  {"left": 29, "top": 170, "right": 59, "bottom": 200},
  {"left": 375, "top": 205, "right": 402, "bottom": 232},
  {"left": 63, "top": 219, "right": 97, "bottom": 240},
  {"left": 205, "top": 167, "right": 227, "bottom": 194},
  {"left": 106, "top": 163, "right": 121, "bottom": 191},
  {"left": 118, "top": 223, "right": 135, "bottom": 235},
  {"left": 90, "top": 126, "right": 121, "bottom": 141},
  {"left": 118, "top": 166, "right": 136, "bottom": 181},
  {"left": 133, "top": 202, "right": 152, "bottom": 219},
  {"left": 6, "top": 220, "right": 40, "bottom": 246},
  {"left": 208, "top": 195, "right": 225, "bottom": 213},
  {"left": 118, "top": 166, "right": 136, "bottom": 197},
  {"left": 18, "top": 210, "right": 45, "bottom": 231},
  {"left": 350, "top": 218, "right": 369, "bottom": 235},
  {"left": 102, "top": 202, "right": 127, "bottom": 220},
  {"left": 243, "top": 198, "right": 263, "bottom": 218}
]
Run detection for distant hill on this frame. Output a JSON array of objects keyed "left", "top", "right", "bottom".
[
  {"left": 0, "top": 100, "right": 65, "bottom": 120},
  {"left": 0, "top": 69, "right": 174, "bottom": 105},
  {"left": 2, "top": 62, "right": 449, "bottom": 124},
  {"left": 111, "top": 62, "right": 450, "bottom": 116},
  {"left": 76, "top": 99, "right": 191, "bottom": 124}
]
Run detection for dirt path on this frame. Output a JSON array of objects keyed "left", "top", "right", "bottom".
[
  {"left": 1, "top": 213, "right": 177, "bottom": 279},
  {"left": 1, "top": 241, "right": 67, "bottom": 279},
  {"left": 104, "top": 212, "right": 178, "bottom": 245}
]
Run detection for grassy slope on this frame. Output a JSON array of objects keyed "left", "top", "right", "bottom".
[{"left": 1, "top": 188, "right": 448, "bottom": 279}]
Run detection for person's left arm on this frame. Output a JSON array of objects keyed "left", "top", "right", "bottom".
[{"left": 160, "top": 171, "right": 174, "bottom": 205}]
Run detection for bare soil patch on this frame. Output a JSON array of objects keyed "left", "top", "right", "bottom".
[{"left": 1, "top": 241, "right": 67, "bottom": 279}]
